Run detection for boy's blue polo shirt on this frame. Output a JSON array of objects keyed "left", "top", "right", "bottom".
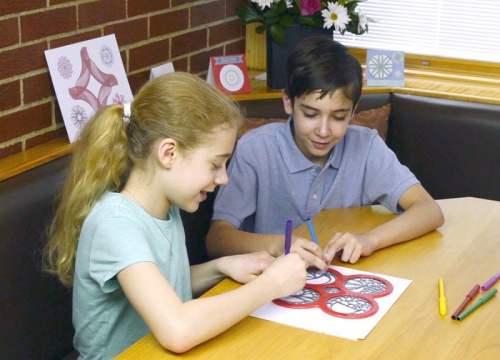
[{"left": 212, "top": 117, "right": 419, "bottom": 234}]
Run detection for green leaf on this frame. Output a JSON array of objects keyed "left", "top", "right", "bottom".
[
  {"left": 276, "top": 0, "right": 288, "bottom": 13},
  {"left": 256, "top": 25, "right": 267, "bottom": 34},
  {"left": 269, "top": 23, "right": 285, "bottom": 45},
  {"left": 297, "top": 16, "right": 317, "bottom": 27},
  {"left": 236, "top": 5, "right": 264, "bottom": 24},
  {"left": 279, "top": 14, "right": 294, "bottom": 27},
  {"left": 263, "top": 9, "right": 279, "bottom": 19}
]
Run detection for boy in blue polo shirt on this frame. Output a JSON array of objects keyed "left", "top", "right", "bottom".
[{"left": 207, "top": 36, "right": 444, "bottom": 270}]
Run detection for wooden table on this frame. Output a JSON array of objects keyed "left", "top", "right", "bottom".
[{"left": 116, "top": 197, "right": 500, "bottom": 360}]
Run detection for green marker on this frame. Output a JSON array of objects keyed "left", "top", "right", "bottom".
[{"left": 456, "top": 288, "right": 497, "bottom": 321}]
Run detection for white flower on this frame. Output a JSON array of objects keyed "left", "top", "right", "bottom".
[
  {"left": 321, "top": 2, "right": 350, "bottom": 32},
  {"left": 357, "top": 9, "right": 368, "bottom": 32},
  {"left": 252, "top": 0, "right": 277, "bottom": 10},
  {"left": 285, "top": 0, "right": 293, "bottom": 8}
]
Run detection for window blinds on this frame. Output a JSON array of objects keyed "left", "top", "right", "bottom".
[{"left": 335, "top": 0, "right": 500, "bottom": 63}]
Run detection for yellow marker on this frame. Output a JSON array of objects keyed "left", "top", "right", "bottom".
[{"left": 438, "top": 278, "right": 447, "bottom": 315}]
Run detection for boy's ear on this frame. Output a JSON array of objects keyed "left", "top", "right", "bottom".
[
  {"left": 282, "top": 90, "right": 294, "bottom": 115},
  {"left": 156, "top": 138, "right": 177, "bottom": 169}
]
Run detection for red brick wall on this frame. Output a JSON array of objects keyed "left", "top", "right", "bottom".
[{"left": 0, "top": 0, "right": 246, "bottom": 159}]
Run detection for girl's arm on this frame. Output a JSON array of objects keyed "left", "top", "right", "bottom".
[
  {"left": 117, "top": 253, "right": 306, "bottom": 354},
  {"left": 189, "top": 251, "right": 275, "bottom": 298}
]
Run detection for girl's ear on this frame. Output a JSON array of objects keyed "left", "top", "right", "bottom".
[
  {"left": 156, "top": 138, "right": 177, "bottom": 169},
  {"left": 282, "top": 90, "right": 293, "bottom": 115}
]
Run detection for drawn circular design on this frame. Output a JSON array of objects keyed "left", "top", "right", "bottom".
[
  {"left": 392, "top": 52, "right": 404, "bottom": 63},
  {"left": 71, "top": 105, "right": 88, "bottom": 129},
  {"left": 273, "top": 268, "right": 393, "bottom": 319},
  {"left": 325, "top": 295, "right": 376, "bottom": 318},
  {"left": 219, "top": 64, "right": 244, "bottom": 92},
  {"left": 276, "top": 288, "right": 320, "bottom": 305},
  {"left": 324, "top": 287, "right": 341, "bottom": 294},
  {"left": 307, "top": 269, "right": 337, "bottom": 284},
  {"left": 343, "top": 277, "right": 389, "bottom": 295},
  {"left": 367, "top": 54, "right": 393, "bottom": 79},
  {"left": 57, "top": 56, "right": 73, "bottom": 79},
  {"left": 100, "top": 45, "right": 114, "bottom": 67}
]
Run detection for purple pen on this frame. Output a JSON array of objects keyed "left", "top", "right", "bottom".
[
  {"left": 481, "top": 271, "right": 500, "bottom": 291},
  {"left": 284, "top": 220, "right": 293, "bottom": 255}
]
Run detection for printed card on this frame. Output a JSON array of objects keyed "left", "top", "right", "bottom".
[
  {"left": 366, "top": 49, "right": 405, "bottom": 87},
  {"left": 207, "top": 54, "right": 251, "bottom": 94}
]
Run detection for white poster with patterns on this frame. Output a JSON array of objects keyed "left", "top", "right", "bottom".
[{"left": 45, "top": 34, "right": 133, "bottom": 143}]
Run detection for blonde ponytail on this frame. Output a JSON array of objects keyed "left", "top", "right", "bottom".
[{"left": 45, "top": 105, "right": 130, "bottom": 287}]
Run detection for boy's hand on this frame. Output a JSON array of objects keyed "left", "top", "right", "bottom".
[
  {"left": 290, "top": 236, "right": 332, "bottom": 271},
  {"left": 324, "top": 232, "right": 377, "bottom": 264}
]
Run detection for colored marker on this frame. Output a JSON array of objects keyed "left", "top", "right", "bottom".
[
  {"left": 481, "top": 270, "right": 500, "bottom": 291},
  {"left": 456, "top": 288, "right": 497, "bottom": 321},
  {"left": 451, "top": 284, "right": 480, "bottom": 320},
  {"left": 284, "top": 220, "right": 293, "bottom": 255},
  {"left": 438, "top": 278, "right": 447, "bottom": 316},
  {"left": 306, "top": 219, "right": 319, "bottom": 245}
]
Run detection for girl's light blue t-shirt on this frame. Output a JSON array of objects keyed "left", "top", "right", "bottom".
[{"left": 73, "top": 192, "right": 192, "bottom": 360}]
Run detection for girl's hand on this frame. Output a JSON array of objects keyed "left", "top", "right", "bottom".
[
  {"left": 324, "top": 232, "right": 377, "bottom": 264},
  {"left": 261, "top": 253, "right": 308, "bottom": 299},
  {"left": 218, "top": 251, "right": 275, "bottom": 284}
]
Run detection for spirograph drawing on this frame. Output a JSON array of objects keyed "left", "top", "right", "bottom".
[
  {"left": 71, "top": 105, "right": 88, "bottom": 129},
  {"left": 57, "top": 56, "right": 73, "bottom": 79},
  {"left": 100, "top": 44, "right": 114, "bottom": 67},
  {"left": 273, "top": 268, "right": 393, "bottom": 319},
  {"left": 68, "top": 46, "right": 118, "bottom": 112},
  {"left": 367, "top": 54, "right": 393, "bottom": 79}
]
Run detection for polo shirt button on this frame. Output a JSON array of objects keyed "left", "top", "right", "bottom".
[{"left": 312, "top": 194, "right": 318, "bottom": 200}]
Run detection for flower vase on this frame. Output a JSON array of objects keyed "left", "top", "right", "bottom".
[{"left": 266, "top": 25, "right": 333, "bottom": 90}]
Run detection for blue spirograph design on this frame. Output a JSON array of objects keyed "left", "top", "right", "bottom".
[{"left": 368, "top": 54, "right": 393, "bottom": 79}]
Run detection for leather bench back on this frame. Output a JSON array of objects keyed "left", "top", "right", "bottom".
[
  {"left": 388, "top": 93, "right": 500, "bottom": 201},
  {"left": 0, "top": 155, "right": 75, "bottom": 359}
]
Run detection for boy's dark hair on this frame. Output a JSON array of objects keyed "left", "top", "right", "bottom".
[{"left": 285, "top": 36, "right": 363, "bottom": 109}]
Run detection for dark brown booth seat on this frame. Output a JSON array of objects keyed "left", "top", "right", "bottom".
[{"left": 0, "top": 155, "right": 77, "bottom": 360}]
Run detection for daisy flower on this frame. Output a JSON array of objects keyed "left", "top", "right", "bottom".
[
  {"left": 252, "top": 0, "right": 277, "bottom": 9},
  {"left": 321, "top": 2, "right": 350, "bottom": 32},
  {"left": 357, "top": 9, "right": 368, "bottom": 33}
]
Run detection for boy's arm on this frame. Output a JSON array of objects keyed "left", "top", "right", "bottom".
[
  {"left": 369, "top": 183, "right": 444, "bottom": 250},
  {"left": 324, "top": 184, "right": 444, "bottom": 263},
  {"left": 207, "top": 220, "right": 330, "bottom": 270}
]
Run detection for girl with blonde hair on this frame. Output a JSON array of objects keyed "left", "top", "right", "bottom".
[{"left": 45, "top": 72, "right": 307, "bottom": 359}]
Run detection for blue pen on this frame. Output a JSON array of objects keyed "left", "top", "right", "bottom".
[
  {"left": 284, "top": 220, "right": 293, "bottom": 254},
  {"left": 307, "top": 219, "right": 319, "bottom": 245}
]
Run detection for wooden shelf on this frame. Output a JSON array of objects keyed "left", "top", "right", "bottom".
[{"left": 0, "top": 137, "right": 73, "bottom": 182}]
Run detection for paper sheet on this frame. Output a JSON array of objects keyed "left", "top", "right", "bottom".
[
  {"left": 45, "top": 34, "right": 133, "bottom": 143},
  {"left": 251, "top": 265, "right": 411, "bottom": 340}
]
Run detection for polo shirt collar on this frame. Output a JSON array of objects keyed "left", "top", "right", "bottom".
[{"left": 277, "top": 116, "right": 344, "bottom": 174}]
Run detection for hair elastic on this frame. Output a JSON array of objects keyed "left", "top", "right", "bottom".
[{"left": 123, "top": 103, "right": 131, "bottom": 123}]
